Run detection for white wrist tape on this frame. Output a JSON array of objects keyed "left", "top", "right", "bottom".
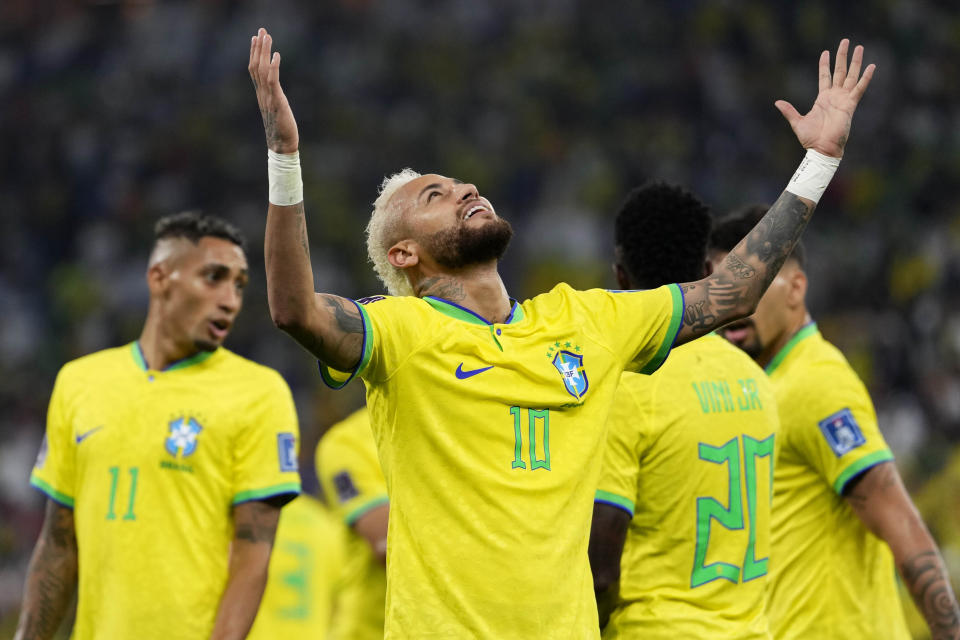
[
  {"left": 785, "top": 149, "right": 840, "bottom": 204},
  {"left": 267, "top": 149, "right": 303, "bottom": 206}
]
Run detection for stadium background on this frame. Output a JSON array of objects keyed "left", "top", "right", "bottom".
[{"left": 1, "top": 0, "right": 958, "bottom": 636}]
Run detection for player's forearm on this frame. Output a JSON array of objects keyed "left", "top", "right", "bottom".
[
  {"left": 847, "top": 463, "right": 960, "bottom": 639},
  {"left": 680, "top": 191, "right": 814, "bottom": 338},
  {"left": 896, "top": 537, "right": 960, "bottom": 640},
  {"left": 265, "top": 200, "right": 317, "bottom": 330},
  {"left": 14, "top": 505, "right": 78, "bottom": 640},
  {"left": 209, "top": 564, "right": 269, "bottom": 640}
]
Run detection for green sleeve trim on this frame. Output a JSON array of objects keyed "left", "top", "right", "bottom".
[
  {"left": 766, "top": 322, "right": 818, "bottom": 375},
  {"left": 833, "top": 449, "right": 895, "bottom": 495},
  {"left": 30, "top": 475, "right": 75, "bottom": 508},
  {"left": 319, "top": 301, "right": 373, "bottom": 390},
  {"left": 232, "top": 482, "right": 301, "bottom": 505},
  {"left": 595, "top": 489, "right": 634, "bottom": 516},
  {"left": 639, "top": 283, "right": 684, "bottom": 375},
  {"left": 344, "top": 494, "right": 389, "bottom": 526}
]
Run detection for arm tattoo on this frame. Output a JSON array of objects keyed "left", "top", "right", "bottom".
[
  {"left": 294, "top": 203, "right": 309, "bottom": 258},
  {"left": 16, "top": 501, "right": 77, "bottom": 639},
  {"left": 416, "top": 276, "right": 466, "bottom": 302},
  {"left": 321, "top": 295, "right": 363, "bottom": 334},
  {"left": 261, "top": 109, "right": 281, "bottom": 150},
  {"left": 233, "top": 501, "right": 280, "bottom": 546},
  {"left": 901, "top": 551, "right": 960, "bottom": 640},
  {"left": 679, "top": 192, "right": 813, "bottom": 339}
]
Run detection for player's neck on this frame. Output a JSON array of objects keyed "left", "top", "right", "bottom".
[
  {"left": 415, "top": 265, "right": 512, "bottom": 324},
  {"left": 758, "top": 310, "right": 813, "bottom": 369},
  {"left": 138, "top": 315, "right": 201, "bottom": 371}
]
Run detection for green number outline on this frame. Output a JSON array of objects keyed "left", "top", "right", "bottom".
[
  {"left": 741, "top": 434, "right": 774, "bottom": 581},
  {"left": 106, "top": 466, "right": 139, "bottom": 521},
  {"left": 691, "top": 438, "right": 743, "bottom": 587},
  {"left": 691, "top": 435, "right": 775, "bottom": 588},
  {"left": 510, "top": 407, "right": 551, "bottom": 471}
]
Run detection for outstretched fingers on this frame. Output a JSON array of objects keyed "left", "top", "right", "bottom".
[
  {"left": 850, "top": 63, "right": 876, "bottom": 103},
  {"left": 818, "top": 50, "right": 831, "bottom": 92},
  {"left": 832, "top": 38, "right": 850, "bottom": 88},
  {"left": 844, "top": 44, "right": 864, "bottom": 88}
]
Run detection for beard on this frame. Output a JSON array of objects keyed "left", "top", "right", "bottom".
[{"left": 425, "top": 217, "right": 514, "bottom": 270}]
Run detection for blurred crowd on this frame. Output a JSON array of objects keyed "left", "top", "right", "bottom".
[{"left": 2, "top": 0, "right": 959, "bottom": 632}]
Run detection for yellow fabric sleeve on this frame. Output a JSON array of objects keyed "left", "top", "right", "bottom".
[
  {"left": 232, "top": 371, "right": 302, "bottom": 504},
  {"left": 29, "top": 367, "right": 76, "bottom": 507}
]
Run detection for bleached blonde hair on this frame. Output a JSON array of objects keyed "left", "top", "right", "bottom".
[{"left": 365, "top": 168, "right": 422, "bottom": 297}]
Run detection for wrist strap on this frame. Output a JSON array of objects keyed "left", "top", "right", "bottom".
[
  {"left": 785, "top": 149, "right": 840, "bottom": 204},
  {"left": 268, "top": 149, "right": 303, "bottom": 206}
]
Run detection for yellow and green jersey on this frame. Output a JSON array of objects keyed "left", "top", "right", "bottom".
[
  {"left": 321, "top": 283, "right": 684, "bottom": 639},
  {"left": 596, "top": 334, "right": 779, "bottom": 639},
  {"left": 30, "top": 343, "right": 301, "bottom": 640},
  {"left": 316, "top": 407, "right": 387, "bottom": 640},
  {"left": 764, "top": 323, "right": 910, "bottom": 639},
  {"left": 248, "top": 495, "right": 346, "bottom": 639}
]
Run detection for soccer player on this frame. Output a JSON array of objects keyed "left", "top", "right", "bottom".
[
  {"left": 15, "top": 213, "right": 302, "bottom": 640},
  {"left": 247, "top": 494, "right": 348, "bottom": 639},
  {"left": 249, "top": 29, "right": 873, "bottom": 637},
  {"left": 316, "top": 407, "right": 387, "bottom": 639},
  {"left": 589, "top": 184, "right": 779, "bottom": 638},
  {"left": 710, "top": 207, "right": 960, "bottom": 639}
]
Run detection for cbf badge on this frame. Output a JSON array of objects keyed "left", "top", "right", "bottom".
[
  {"left": 165, "top": 417, "right": 202, "bottom": 458},
  {"left": 547, "top": 341, "right": 589, "bottom": 399}
]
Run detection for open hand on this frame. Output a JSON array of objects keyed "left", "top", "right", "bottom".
[
  {"left": 249, "top": 28, "right": 299, "bottom": 154},
  {"left": 775, "top": 39, "right": 875, "bottom": 159}
]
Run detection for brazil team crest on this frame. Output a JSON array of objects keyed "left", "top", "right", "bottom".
[
  {"left": 547, "top": 341, "right": 589, "bottom": 399},
  {"left": 165, "top": 417, "right": 202, "bottom": 458}
]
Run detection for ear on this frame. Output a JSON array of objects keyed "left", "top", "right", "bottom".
[
  {"left": 387, "top": 240, "right": 419, "bottom": 270},
  {"left": 613, "top": 263, "right": 631, "bottom": 290},
  {"left": 786, "top": 266, "right": 807, "bottom": 309},
  {"left": 146, "top": 261, "right": 168, "bottom": 297}
]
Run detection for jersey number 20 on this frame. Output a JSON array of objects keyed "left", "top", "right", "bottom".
[{"left": 691, "top": 435, "right": 774, "bottom": 588}]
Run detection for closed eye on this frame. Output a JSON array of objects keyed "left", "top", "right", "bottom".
[{"left": 428, "top": 191, "right": 441, "bottom": 201}]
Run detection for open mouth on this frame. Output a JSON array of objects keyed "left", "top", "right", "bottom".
[
  {"left": 721, "top": 321, "right": 753, "bottom": 343},
  {"left": 462, "top": 204, "right": 491, "bottom": 221},
  {"left": 208, "top": 319, "right": 230, "bottom": 339}
]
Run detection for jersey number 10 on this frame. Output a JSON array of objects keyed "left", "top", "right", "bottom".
[
  {"left": 106, "top": 466, "right": 139, "bottom": 521},
  {"left": 510, "top": 407, "right": 551, "bottom": 471},
  {"left": 691, "top": 435, "right": 774, "bottom": 588}
]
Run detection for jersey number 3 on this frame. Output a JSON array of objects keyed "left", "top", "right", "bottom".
[{"left": 691, "top": 435, "right": 774, "bottom": 588}]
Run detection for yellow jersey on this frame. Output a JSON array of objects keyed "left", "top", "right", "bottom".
[
  {"left": 30, "top": 343, "right": 301, "bottom": 640},
  {"left": 316, "top": 407, "right": 387, "bottom": 640},
  {"left": 596, "top": 334, "right": 779, "bottom": 639},
  {"left": 248, "top": 494, "right": 346, "bottom": 639},
  {"left": 321, "top": 283, "right": 683, "bottom": 639},
  {"left": 764, "top": 323, "right": 909, "bottom": 639}
]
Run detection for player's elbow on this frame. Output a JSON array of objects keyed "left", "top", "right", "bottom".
[
  {"left": 269, "top": 302, "right": 311, "bottom": 335},
  {"left": 591, "top": 563, "right": 620, "bottom": 596}
]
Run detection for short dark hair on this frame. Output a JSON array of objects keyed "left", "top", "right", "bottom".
[
  {"left": 709, "top": 204, "right": 805, "bottom": 268},
  {"left": 614, "top": 181, "right": 712, "bottom": 289},
  {"left": 154, "top": 211, "right": 247, "bottom": 252}
]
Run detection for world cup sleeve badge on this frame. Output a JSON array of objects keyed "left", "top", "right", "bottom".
[
  {"left": 547, "top": 341, "right": 588, "bottom": 400},
  {"left": 818, "top": 408, "right": 866, "bottom": 457},
  {"left": 165, "top": 417, "right": 203, "bottom": 458}
]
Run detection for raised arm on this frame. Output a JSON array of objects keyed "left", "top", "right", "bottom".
[
  {"left": 249, "top": 28, "right": 363, "bottom": 371},
  {"left": 675, "top": 39, "right": 875, "bottom": 346},
  {"left": 14, "top": 500, "right": 77, "bottom": 640},
  {"left": 845, "top": 462, "right": 960, "bottom": 640}
]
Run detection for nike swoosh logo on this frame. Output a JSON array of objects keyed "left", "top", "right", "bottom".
[
  {"left": 76, "top": 426, "right": 103, "bottom": 444},
  {"left": 455, "top": 363, "right": 493, "bottom": 380}
]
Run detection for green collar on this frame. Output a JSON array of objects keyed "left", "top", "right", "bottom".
[
  {"left": 423, "top": 297, "right": 525, "bottom": 326},
  {"left": 131, "top": 341, "right": 215, "bottom": 372},
  {"left": 765, "top": 322, "right": 818, "bottom": 375}
]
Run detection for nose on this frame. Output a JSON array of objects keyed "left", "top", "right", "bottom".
[
  {"left": 220, "top": 284, "right": 242, "bottom": 314},
  {"left": 457, "top": 183, "right": 479, "bottom": 203}
]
